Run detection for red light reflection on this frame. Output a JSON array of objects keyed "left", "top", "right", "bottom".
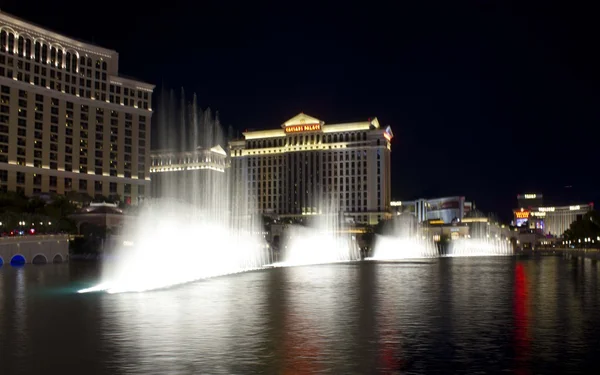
[
  {"left": 514, "top": 262, "right": 531, "bottom": 375},
  {"left": 281, "top": 309, "right": 322, "bottom": 375}
]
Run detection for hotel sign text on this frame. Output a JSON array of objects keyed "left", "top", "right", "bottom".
[
  {"left": 515, "top": 211, "right": 530, "bottom": 219},
  {"left": 285, "top": 123, "right": 322, "bottom": 133}
]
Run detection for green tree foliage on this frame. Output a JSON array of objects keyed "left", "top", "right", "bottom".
[
  {"left": 563, "top": 211, "right": 600, "bottom": 242},
  {"left": 0, "top": 192, "right": 79, "bottom": 234}
]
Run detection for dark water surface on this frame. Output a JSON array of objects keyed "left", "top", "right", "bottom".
[{"left": 1, "top": 256, "right": 600, "bottom": 374}]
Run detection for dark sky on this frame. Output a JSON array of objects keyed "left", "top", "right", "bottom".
[{"left": 3, "top": 0, "right": 598, "bottom": 221}]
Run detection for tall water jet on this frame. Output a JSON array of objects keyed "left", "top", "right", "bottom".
[
  {"left": 79, "top": 89, "right": 268, "bottom": 294},
  {"left": 275, "top": 200, "right": 361, "bottom": 267},
  {"left": 445, "top": 238, "right": 513, "bottom": 257},
  {"left": 369, "top": 215, "right": 438, "bottom": 260},
  {"left": 446, "top": 222, "right": 514, "bottom": 257}
]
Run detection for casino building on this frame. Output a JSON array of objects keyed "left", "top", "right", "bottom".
[
  {"left": 513, "top": 193, "right": 593, "bottom": 237},
  {"left": 229, "top": 113, "right": 393, "bottom": 225}
]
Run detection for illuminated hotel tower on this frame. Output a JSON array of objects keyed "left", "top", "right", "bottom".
[
  {"left": 0, "top": 11, "right": 153, "bottom": 204},
  {"left": 229, "top": 113, "right": 393, "bottom": 225}
]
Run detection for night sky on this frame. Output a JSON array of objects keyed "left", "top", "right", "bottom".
[{"left": 3, "top": 1, "right": 598, "bottom": 221}]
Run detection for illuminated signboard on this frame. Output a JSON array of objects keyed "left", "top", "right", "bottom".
[
  {"left": 518, "top": 193, "right": 543, "bottom": 199},
  {"left": 531, "top": 211, "right": 546, "bottom": 217},
  {"left": 539, "top": 207, "right": 555, "bottom": 212},
  {"left": 515, "top": 211, "right": 530, "bottom": 219},
  {"left": 429, "top": 220, "right": 445, "bottom": 225},
  {"left": 284, "top": 123, "right": 321, "bottom": 133},
  {"left": 569, "top": 205, "right": 581, "bottom": 211}
]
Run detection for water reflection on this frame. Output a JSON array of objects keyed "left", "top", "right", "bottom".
[
  {"left": 101, "top": 271, "right": 269, "bottom": 374},
  {"left": 1, "top": 258, "right": 600, "bottom": 374},
  {"left": 279, "top": 264, "right": 361, "bottom": 374},
  {"left": 514, "top": 261, "right": 531, "bottom": 375}
]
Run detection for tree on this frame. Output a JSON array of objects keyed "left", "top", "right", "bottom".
[
  {"left": 0, "top": 191, "right": 28, "bottom": 213},
  {"left": 26, "top": 197, "right": 47, "bottom": 214},
  {"left": 563, "top": 211, "right": 600, "bottom": 244}
]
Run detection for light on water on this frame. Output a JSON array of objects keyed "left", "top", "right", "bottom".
[
  {"left": 369, "top": 215, "right": 438, "bottom": 260},
  {"left": 273, "top": 203, "right": 361, "bottom": 267},
  {"left": 446, "top": 238, "right": 514, "bottom": 257},
  {"left": 79, "top": 91, "right": 268, "bottom": 294},
  {"left": 368, "top": 214, "right": 515, "bottom": 260},
  {"left": 369, "top": 236, "right": 438, "bottom": 260}
]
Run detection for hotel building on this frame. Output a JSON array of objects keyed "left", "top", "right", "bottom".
[
  {"left": 0, "top": 11, "right": 153, "bottom": 204},
  {"left": 514, "top": 202, "right": 593, "bottom": 237},
  {"left": 229, "top": 113, "right": 393, "bottom": 225}
]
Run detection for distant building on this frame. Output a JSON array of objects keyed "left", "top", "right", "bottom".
[
  {"left": 229, "top": 113, "right": 393, "bottom": 225},
  {"left": 149, "top": 145, "right": 228, "bottom": 203},
  {"left": 390, "top": 196, "right": 473, "bottom": 224},
  {"left": 0, "top": 11, "right": 154, "bottom": 204},
  {"left": 513, "top": 194, "right": 593, "bottom": 237}
]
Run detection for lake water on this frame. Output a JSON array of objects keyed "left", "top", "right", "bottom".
[{"left": 1, "top": 256, "right": 600, "bottom": 374}]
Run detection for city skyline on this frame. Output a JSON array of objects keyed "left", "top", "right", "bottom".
[{"left": 0, "top": 1, "right": 597, "bottom": 221}]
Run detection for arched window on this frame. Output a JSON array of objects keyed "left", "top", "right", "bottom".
[
  {"left": 7, "top": 33, "right": 15, "bottom": 54},
  {"left": 72, "top": 54, "right": 78, "bottom": 72},
  {"left": 17, "top": 36, "right": 24, "bottom": 56},
  {"left": 34, "top": 42, "right": 41, "bottom": 62},
  {"left": 65, "top": 52, "right": 72, "bottom": 71},
  {"left": 363, "top": 132, "right": 367, "bottom": 141},
  {"left": 0, "top": 31, "right": 7, "bottom": 50},
  {"left": 57, "top": 49, "right": 63, "bottom": 67},
  {"left": 50, "top": 46, "right": 57, "bottom": 64},
  {"left": 102, "top": 61, "right": 107, "bottom": 70},
  {"left": 41, "top": 44, "right": 48, "bottom": 63},
  {"left": 25, "top": 39, "right": 32, "bottom": 58},
  {"left": 86, "top": 57, "right": 92, "bottom": 67}
]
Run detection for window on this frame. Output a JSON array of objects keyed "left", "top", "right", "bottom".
[{"left": 79, "top": 179, "right": 87, "bottom": 191}]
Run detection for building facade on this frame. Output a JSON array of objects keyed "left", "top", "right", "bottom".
[
  {"left": 513, "top": 203, "right": 593, "bottom": 237},
  {"left": 149, "top": 145, "right": 229, "bottom": 203},
  {"left": 0, "top": 12, "right": 153, "bottom": 204},
  {"left": 229, "top": 113, "right": 393, "bottom": 225},
  {"left": 391, "top": 196, "right": 473, "bottom": 224}
]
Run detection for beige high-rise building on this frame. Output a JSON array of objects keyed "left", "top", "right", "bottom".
[
  {"left": 229, "top": 113, "right": 393, "bottom": 225},
  {"left": 0, "top": 11, "right": 153, "bottom": 204}
]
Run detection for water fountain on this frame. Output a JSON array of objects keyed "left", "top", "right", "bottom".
[
  {"left": 445, "top": 221, "right": 514, "bottom": 257},
  {"left": 368, "top": 215, "right": 438, "bottom": 260},
  {"left": 79, "top": 89, "right": 269, "bottom": 294},
  {"left": 274, "top": 201, "right": 361, "bottom": 267},
  {"left": 445, "top": 238, "right": 513, "bottom": 257}
]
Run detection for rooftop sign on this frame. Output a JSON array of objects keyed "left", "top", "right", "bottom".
[
  {"left": 518, "top": 193, "right": 542, "bottom": 199},
  {"left": 284, "top": 123, "right": 322, "bottom": 133}
]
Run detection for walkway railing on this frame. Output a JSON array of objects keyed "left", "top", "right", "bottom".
[{"left": 0, "top": 234, "right": 71, "bottom": 244}]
